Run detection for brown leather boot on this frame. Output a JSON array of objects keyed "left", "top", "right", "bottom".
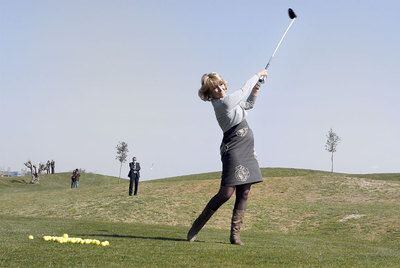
[
  {"left": 230, "top": 209, "right": 245, "bottom": 245},
  {"left": 187, "top": 207, "right": 215, "bottom": 242}
]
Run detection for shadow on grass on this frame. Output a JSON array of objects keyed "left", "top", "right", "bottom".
[
  {"left": 76, "top": 233, "right": 230, "bottom": 244},
  {"left": 76, "top": 233, "right": 188, "bottom": 242}
]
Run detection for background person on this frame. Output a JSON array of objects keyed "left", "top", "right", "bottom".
[
  {"left": 71, "top": 169, "right": 80, "bottom": 188},
  {"left": 46, "top": 160, "right": 51, "bottom": 174},
  {"left": 51, "top": 160, "right": 55, "bottom": 174},
  {"left": 128, "top": 157, "right": 141, "bottom": 196}
]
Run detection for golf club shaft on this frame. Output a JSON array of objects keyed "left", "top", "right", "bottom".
[{"left": 259, "top": 18, "right": 296, "bottom": 83}]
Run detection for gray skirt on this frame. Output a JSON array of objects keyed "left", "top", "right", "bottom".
[{"left": 220, "top": 120, "right": 263, "bottom": 186}]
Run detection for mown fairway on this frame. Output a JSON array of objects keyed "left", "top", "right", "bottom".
[{"left": 1, "top": 169, "right": 399, "bottom": 267}]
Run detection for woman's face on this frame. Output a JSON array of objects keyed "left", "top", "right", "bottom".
[{"left": 211, "top": 81, "right": 227, "bottom": 99}]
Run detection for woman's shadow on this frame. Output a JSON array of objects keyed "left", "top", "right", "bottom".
[
  {"left": 76, "top": 232, "right": 189, "bottom": 242},
  {"left": 75, "top": 231, "right": 226, "bottom": 244}
]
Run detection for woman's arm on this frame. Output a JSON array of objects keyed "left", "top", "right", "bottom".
[
  {"left": 222, "top": 74, "right": 259, "bottom": 110},
  {"left": 240, "top": 83, "right": 260, "bottom": 110},
  {"left": 224, "top": 70, "right": 267, "bottom": 110}
]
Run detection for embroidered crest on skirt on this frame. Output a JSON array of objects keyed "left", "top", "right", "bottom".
[
  {"left": 234, "top": 165, "right": 250, "bottom": 182},
  {"left": 220, "top": 120, "right": 262, "bottom": 186},
  {"left": 236, "top": 127, "right": 248, "bottom": 137}
]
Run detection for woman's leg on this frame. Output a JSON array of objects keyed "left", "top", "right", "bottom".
[
  {"left": 234, "top": 184, "right": 252, "bottom": 210},
  {"left": 230, "top": 183, "right": 252, "bottom": 245},
  {"left": 187, "top": 186, "right": 235, "bottom": 241},
  {"left": 205, "top": 186, "right": 235, "bottom": 211}
]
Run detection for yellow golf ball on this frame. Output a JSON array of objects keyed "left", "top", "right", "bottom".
[{"left": 28, "top": 235, "right": 34, "bottom": 240}]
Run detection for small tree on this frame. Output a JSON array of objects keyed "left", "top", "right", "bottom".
[
  {"left": 116, "top": 141, "right": 129, "bottom": 182},
  {"left": 24, "top": 161, "right": 33, "bottom": 175},
  {"left": 24, "top": 160, "right": 39, "bottom": 184},
  {"left": 325, "top": 128, "right": 341, "bottom": 173}
]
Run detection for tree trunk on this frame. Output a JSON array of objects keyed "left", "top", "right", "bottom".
[
  {"left": 331, "top": 152, "right": 334, "bottom": 173},
  {"left": 118, "top": 162, "right": 122, "bottom": 183},
  {"left": 30, "top": 173, "right": 39, "bottom": 184}
]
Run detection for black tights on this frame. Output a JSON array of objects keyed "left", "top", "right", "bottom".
[{"left": 205, "top": 184, "right": 252, "bottom": 211}]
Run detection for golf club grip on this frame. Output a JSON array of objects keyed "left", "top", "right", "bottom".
[{"left": 258, "top": 64, "right": 270, "bottom": 84}]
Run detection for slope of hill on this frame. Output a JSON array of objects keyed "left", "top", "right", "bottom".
[{"left": 1, "top": 168, "right": 399, "bottom": 267}]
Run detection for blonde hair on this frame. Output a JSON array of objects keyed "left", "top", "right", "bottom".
[{"left": 198, "top": 72, "right": 227, "bottom": 101}]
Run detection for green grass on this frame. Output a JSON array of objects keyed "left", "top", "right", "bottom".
[{"left": 1, "top": 168, "right": 400, "bottom": 267}]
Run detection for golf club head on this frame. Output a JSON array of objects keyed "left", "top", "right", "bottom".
[{"left": 288, "top": 8, "right": 297, "bottom": 19}]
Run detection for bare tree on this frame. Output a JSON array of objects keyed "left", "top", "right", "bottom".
[
  {"left": 24, "top": 161, "right": 33, "bottom": 175},
  {"left": 24, "top": 160, "right": 41, "bottom": 184},
  {"left": 31, "top": 165, "right": 39, "bottom": 183},
  {"left": 325, "top": 128, "right": 341, "bottom": 173},
  {"left": 116, "top": 141, "right": 129, "bottom": 182}
]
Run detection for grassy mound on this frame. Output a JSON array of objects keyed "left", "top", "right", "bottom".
[{"left": 1, "top": 168, "right": 399, "bottom": 267}]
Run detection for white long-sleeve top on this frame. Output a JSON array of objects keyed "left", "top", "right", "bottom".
[{"left": 211, "top": 74, "right": 260, "bottom": 132}]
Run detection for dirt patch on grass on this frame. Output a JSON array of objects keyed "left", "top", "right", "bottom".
[{"left": 339, "top": 214, "right": 366, "bottom": 222}]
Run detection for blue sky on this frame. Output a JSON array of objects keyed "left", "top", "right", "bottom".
[{"left": 1, "top": 1, "right": 399, "bottom": 179}]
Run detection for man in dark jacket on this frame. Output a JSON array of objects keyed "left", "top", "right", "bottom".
[
  {"left": 71, "top": 169, "right": 80, "bottom": 188},
  {"left": 50, "top": 160, "right": 55, "bottom": 174},
  {"left": 128, "top": 157, "right": 141, "bottom": 196}
]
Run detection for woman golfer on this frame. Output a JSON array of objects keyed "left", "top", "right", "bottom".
[{"left": 187, "top": 69, "right": 267, "bottom": 245}]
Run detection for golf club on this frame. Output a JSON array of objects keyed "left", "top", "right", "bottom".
[{"left": 259, "top": 8, "right": 297, "bottom": 83}]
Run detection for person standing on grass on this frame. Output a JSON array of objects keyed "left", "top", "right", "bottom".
[
  {"left": 128, "top": 157, "right": 141, "bottom": 196},
  {"left": 46, "top": 160, "right": 51, "bottom": 174},
  {"left": 187, "top": 69, "right": 267, "bottom": 245},
  {"left": 51, "top": 160, "right": 55, "bottom": 174},
  {"left": 70, "top": 169, "right": 80, "bottom": 188}
]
